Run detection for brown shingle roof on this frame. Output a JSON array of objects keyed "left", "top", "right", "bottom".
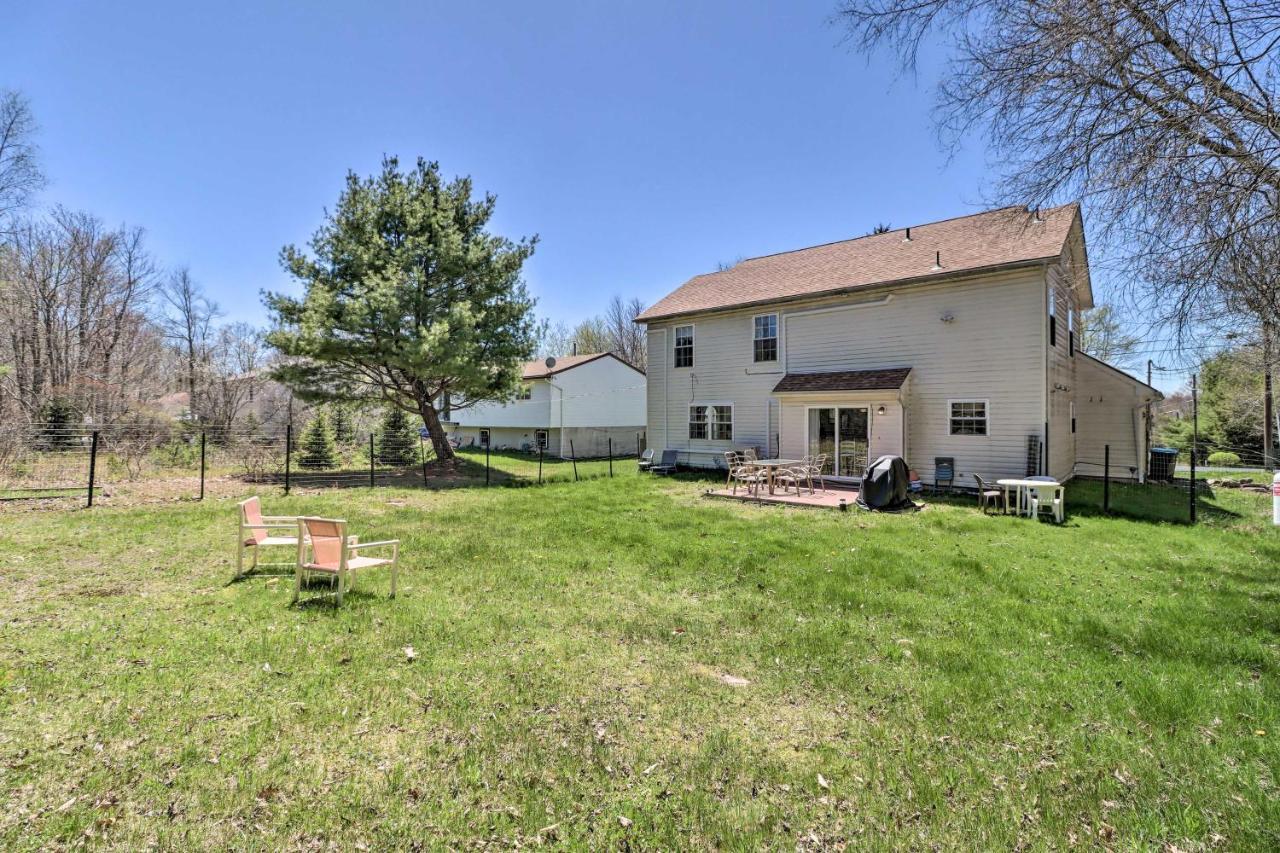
[
  {"left": 637, "top": 204, "right": 1080, "bottom": 321},
  {"left": 772, "top": 368, "right": 912, "bottom": 394},
  {"left": 521, "top": 352, "right": 643, "bottom": 379}
]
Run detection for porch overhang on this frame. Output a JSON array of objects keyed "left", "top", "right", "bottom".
[{"left": 771, "top": 367, "right": 911, "bottom": 394}]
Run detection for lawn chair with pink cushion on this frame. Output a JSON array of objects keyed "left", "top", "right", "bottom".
[
  {"left": 293, "top": 517, "right": 400, "bottom": 607},
  {"left": 235, "top": 496, "right": 301, "bottom": 579}
]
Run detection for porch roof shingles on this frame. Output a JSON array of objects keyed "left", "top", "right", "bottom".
[
  {"left": 772, "top": 367, "right": 912, "bottom": 394},
  {"left": 636, "top": 203, "right": 1079, "bottom": 321}
]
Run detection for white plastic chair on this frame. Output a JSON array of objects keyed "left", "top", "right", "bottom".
[{"left": 1029, "top": 484, "right": 1065, "bottom": 523}]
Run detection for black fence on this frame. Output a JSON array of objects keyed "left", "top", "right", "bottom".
[{"left": 0, "top": 422, "right": 645, "bottom": 509}]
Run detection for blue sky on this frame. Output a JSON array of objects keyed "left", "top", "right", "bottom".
[{"left": 1, "top": 1, "right": 1183, "bottom": 390}]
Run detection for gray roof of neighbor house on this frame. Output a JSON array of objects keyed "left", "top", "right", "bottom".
[
  {"left": 520, "top": 351, "right": 644, "bottom": 379},
  {"left": 772, "top": 367, "right": 912, "bottom": 394},
  {"left": 637, "top": 203, "right": 1083, "bottom": 322}
]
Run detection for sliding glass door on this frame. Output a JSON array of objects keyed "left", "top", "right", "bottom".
[{"left": 806, "top": 407, "right": 870, "bottom": 477}]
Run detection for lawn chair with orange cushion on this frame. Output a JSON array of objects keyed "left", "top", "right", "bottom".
[
  {"left": 235, "top": 496, "right": 301, "bottom": 579},
  {"left": 293, "top": 517, "right": 400, "bottom": 607}
]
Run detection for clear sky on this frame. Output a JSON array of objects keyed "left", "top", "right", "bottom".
[{"left": 0, "top": 1, "right": 1183, "bottom": 391}]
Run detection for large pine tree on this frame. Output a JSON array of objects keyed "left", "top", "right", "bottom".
[{"left": 265, "top": 157, "right": 540, "bottom": 462}]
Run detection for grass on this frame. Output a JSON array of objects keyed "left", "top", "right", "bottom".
[{"left": 1, "top": 472, "right": 1277, "bottom": 849}]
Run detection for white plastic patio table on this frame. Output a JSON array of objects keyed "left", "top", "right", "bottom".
[
  {"left": 751, "top": 459, "right": 805, "bottom": 495},
  {"left": 996, "top": 478, "right": 1061, "bottom": 517}
]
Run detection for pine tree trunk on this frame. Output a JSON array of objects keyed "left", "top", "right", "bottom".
[{"left": 417, "top": 398, "right": 455, "bottom": 462}]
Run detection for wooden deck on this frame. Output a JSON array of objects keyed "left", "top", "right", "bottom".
[{"left": 704, "top": 485, "right": 860, "bottom": 509}]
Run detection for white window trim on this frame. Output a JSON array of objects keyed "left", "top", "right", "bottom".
[
  {"left": 689, "top": 400, "right": 734, "bottom": 442},
  {"left": 478, "top": 428, "right": 491, "bottom": 446},
  {"left": 947, "top": 398, "right": 990, "bottom": 437},
  {"left": 673, "top": 323, "right": 695, "bottom": 369},
  {"left": 515, "top": 383, "right": 533, "bottom": 400},
  {"left": 534, "top": 429, "right": 549, "bottom": 449},
  {"left": 751, "top": 313, "right": 779, "bottom": 364}
]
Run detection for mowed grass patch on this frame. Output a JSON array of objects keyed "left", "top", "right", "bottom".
[{"left": 0, "top": 474, "right": 1277, "bottom": 848}]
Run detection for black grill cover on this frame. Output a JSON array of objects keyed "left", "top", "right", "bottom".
[{"left": 857, "top": 455, "right": 918, "bottom": 512}]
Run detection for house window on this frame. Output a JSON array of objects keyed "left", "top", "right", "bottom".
[
  {"left": 479, "top": 428, "right": 490, "bottom": 447},
  {"left": 535, "top": 429, "right": 548, "bottom": 449},
  {"left": 948, "top": 400, "right": 988, "bottom": 436},
  {"left": 516, "top": 384, "right": 532, "bottom": 400},
  {"left": 711, "top": 405, "right": 733, "bottom": 440},
  {"left": 1071, "top": 402, "right": 1077, "bottom": 434},
  {"left": 1068, "top": 310, "right": 1076, "bottom": 356},
  {"left": 753, "top": 314, "right": 778, "bottom": 363},
  {"left": 674, "top": 325, "right": 694, "bottom": 368},
  {"left": 688, "top": 405, "right": 708, "bottom": 439},
  {"left": 1048, "top": 284, "right": 1058, "bottom": 348}
]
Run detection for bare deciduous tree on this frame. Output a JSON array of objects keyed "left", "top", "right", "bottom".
[
  {"left": 159, "top": 267, "right": 220, "bottom": 409},
  {"left": 0, "top": 90, "right": 44, "bottom": 228},
  {"left": 538, "top": 295, "right": 648, "bottom": 371},
  {"left": 834, "top": 0, "right": 1280, "bottom": 339}
]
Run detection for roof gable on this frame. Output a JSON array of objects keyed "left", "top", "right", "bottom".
[
  {"left": 637, "top": 204, "right": 1081, "bottom": 321},
  {"left": 521, "top": 351, "right": 644, "bottom": 380}
]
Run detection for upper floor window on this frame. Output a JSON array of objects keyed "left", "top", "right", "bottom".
[
  {"left": 1068, "top": 310, "right": 1076, "bottom": 356},
  {"left": 1048, "top": 284, "right": 1058, "bottom": 348},
  {"left": 949, "top": 400, "right": 988, "bottom": 436},
  {"left": 673, "top": 325, "right": 694, "bottom": 368},
  {"left": 515, "top": 383, "right": 532, "bottom": 400},
  {"left": 753, "top": 314, "right": 778, "bottom": 363}
]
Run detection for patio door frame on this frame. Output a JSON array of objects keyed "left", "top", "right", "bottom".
[{"left": 804, "top": 404, "right": 873, "bottom": 480}]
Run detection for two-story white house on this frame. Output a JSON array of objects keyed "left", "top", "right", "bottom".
[
  {"left": 444, "top": 352, "right": 647, "bottom": 458},
  {"left": 636, "top": 204, "right": 1162, "bottom": 487}
]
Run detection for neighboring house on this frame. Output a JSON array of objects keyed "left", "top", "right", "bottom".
[
  {"left": 636, "top": 204, "right": 1162, "bottom": 486},
  {"left": 444, "top": 352, "right": 646, "bottom": 458}
]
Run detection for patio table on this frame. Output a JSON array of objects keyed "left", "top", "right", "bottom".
[
  {"left": 996, "top": 478, "right": 1062, "bottom": 518},
  {"left": 752, "top": 459, "right": 806, "bottom": 495}
]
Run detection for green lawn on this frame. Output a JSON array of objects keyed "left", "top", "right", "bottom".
[{"left": 1, "top": 472, "right": 1277, "bottom": 848}]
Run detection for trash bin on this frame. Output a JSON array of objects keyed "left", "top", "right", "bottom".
[{"left": 1149, "top": 447, "right": 1178, "bottom": 482}]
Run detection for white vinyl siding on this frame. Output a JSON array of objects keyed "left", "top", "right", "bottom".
[
  {"left": 645, "top": 266, "right": 1047, "bottom": 482},
  {"left": 1076, "top": 355, "right": 1154, "bottom": 481}
]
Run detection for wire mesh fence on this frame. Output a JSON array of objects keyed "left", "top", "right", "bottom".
[{"left": 0, "top": 422, "right": 647, "bottom": 509}]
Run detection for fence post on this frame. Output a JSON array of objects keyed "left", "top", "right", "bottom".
[
  {"left": 485, "top": 434, "right": 490, "bottom": 486},
  {"left": 571, "top": 440, "right": 579, "bottom": 482},
  {"left": 199, "top": 431, "right": 207, "bottom": 501},
  {"left": 538, "top": 444, "right": 543, "bottom": 484},
  {"left": 86, "top": 430, "right": 99, "bottom": 508},
  {"left": 1190, "top": 374, "right": 1198, "bottom": 524},
  {"left": 369, "top": 432, "right": 375, "bottom": 488},
  {"left": 284, "top": 423, "right": 292, "bottom": 495},
  {"left": 1103, "top": 444, "right": 1110, "bottom": 513},
  {"left": 608, "top": 437, "right": 613, "bottom": 478}
]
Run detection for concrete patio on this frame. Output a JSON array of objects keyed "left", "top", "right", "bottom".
[{"left": 704, "top": 485, "right": 860, "bottom": 509}]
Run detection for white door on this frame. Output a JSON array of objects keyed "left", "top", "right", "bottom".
[{"left": 807, "top": 407, "right": 870, "bottom": 478}]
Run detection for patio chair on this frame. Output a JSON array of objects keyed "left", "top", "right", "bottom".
[
  {"left": 774, "top": 464, "right": 812, "bottom": 496},
  {"left": 743, "top": 447, "right": 759, "bottom": 462},
  {"left": 971, "top": 474, "right": 1005, "bottom": 514},
  {"left": 638, "top": 448, "right": 655, "bottom": 471},
  {"left": 723, "top": 451, "right": 741, "bottom": 487},
  {"left": 934, "top": 457, "right": 955, "bottom": 493},
  {"left": 235, "top": 496, "right": 301, "bottom": 580},
  {"left": 728, "top": 461, "right": 766, "bottom": 496},
  {"left": 804, "top": 454, "right": 828, "bottom": 492},
  {"left": 293, "top": 517, "right": 400, "bottom": 607},
  {"left": 649, "top": 449, "right": 679, "bottom": 475},
  {"left": 1029, "top": 484, "right": 1065, "bottom": 524}
]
